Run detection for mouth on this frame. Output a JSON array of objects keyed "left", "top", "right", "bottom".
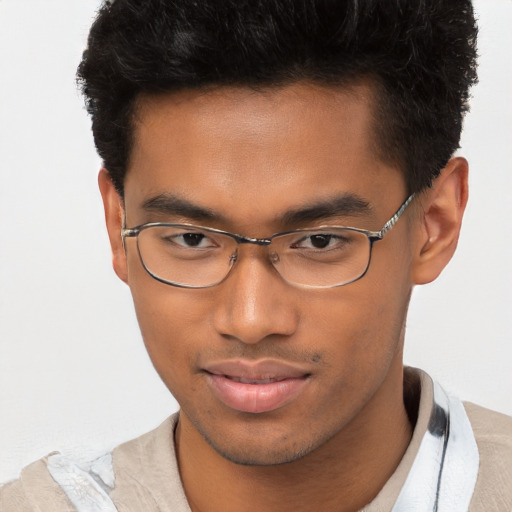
[
  {"left": 203, "top": 360, "right": 311, "bottom": 414},
  {"left": 220, "top": 374, "right": 291, "bottom": 384}
]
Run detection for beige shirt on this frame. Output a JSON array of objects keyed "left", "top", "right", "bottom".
[{"left": 1, "top": 369, "right": 511, "bottom": 511}]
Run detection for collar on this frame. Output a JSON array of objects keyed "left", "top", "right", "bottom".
[{"left": 391, "top": 375, "right": 479, "bottom": 511}]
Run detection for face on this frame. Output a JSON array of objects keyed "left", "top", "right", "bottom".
[{"left": 107, "top": 83, "right": 417, "bottom": 465}]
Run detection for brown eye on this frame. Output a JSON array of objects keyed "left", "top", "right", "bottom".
[
  {"left": 155, "top": 228, "right": 216, "bottom": 250},
  {"left": 182, "top": 233, "right": 206, "bottom": 247},
  {"left": 292, "top": 233, "right": 338, "bottom": 250},
  {"left": 308, "top": 234, "right": 332, "bottom": 249}
]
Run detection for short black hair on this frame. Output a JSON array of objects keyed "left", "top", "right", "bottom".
[{"left": 77, "top": 0, "right": 478, "bottom": 197}]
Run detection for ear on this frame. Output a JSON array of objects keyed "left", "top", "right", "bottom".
[
  {"left": 98, "top": 168, "right": 128, "bottom": 284},
  {"left": 411, "top": 156, "right": 469, "bottom": 285}
]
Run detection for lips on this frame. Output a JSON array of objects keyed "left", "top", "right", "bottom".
[
  {"left": 203, "top": 360, "right": 310, "bottom": 414},
  {"left": 224, "top": 376, "right": 286, "bottom": 384}
]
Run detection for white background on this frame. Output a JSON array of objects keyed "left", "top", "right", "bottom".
[{"left": 0, "top": 0, "right": 511, "bottom": 483}]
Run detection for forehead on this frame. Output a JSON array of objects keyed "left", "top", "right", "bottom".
[{"left": 125, "top": 82, "right": 405, "bottom": 228}]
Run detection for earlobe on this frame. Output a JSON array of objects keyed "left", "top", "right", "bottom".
[
  {"left": 411, "top": 157, "right": 469, "bottom": 285},
  {"left": 98, "top": 169, "right": 129, "bottom": 284}
]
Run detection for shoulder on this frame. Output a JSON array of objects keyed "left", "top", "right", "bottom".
[
  {"left": 0, "top": 455, "right": 76, "bottom": 512},
  {"left": 464, "top": 402, "right": 512, "bottom": 512},
  {"left": 109, "top": 413, "right": 190, "bottom": 510},
  {"left": 464, "top": 401, "right": 512, "bottom": 459},
  {"left": 0, "top": 415, "right": 186, "bottom": 512}
]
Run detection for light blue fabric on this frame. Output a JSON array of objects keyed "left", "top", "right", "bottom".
[
  {"left": 392, "top": 381, "right": 479, "bottom": 511},
  {"left": 47, "top": 452, "right": 117, "bottom": 512}
]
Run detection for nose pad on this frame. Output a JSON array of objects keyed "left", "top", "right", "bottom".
[
  {"left": 226, "top": 247, "right": 280, "bottom": 278},
  {"left": 269, "top": 251, "right": 280, "bottom": 264}
]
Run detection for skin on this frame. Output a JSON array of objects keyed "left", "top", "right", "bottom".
[{"left": 100, "top": 82, "right": 468, "bottom": 512}]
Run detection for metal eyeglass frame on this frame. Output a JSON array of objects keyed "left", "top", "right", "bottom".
[{"left": 121, "top": 193, "right": 415, "bottom": 289}]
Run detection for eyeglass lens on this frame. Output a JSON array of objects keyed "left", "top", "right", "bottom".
[{"left": 136, "top": 225, "right": 372, "bottom": 288}]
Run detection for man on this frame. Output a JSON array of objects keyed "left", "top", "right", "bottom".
[{"left": 1, "top": 0, "right": 511, "bottom": 511}]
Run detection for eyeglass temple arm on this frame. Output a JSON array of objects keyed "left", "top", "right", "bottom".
[
  {"left": 121, "top": 227, "right": 138, "bottom": 238},
  {"left": 375, "top": 193, "right": 416, "bottom": 239}
]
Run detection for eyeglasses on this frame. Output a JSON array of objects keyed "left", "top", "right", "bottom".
[{"left": 121, "top": 194, "right": 415, "bottom": 289}]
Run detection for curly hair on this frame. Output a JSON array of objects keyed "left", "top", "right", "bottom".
[{"left": 77, "top": 0, "right": 478, "bottom": 197}]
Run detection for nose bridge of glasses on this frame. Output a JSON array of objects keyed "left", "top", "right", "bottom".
[
  {"left": 230, "top": 236, "right": 280, "bottom": 269},
  {"left": 235, "top": 235, "right": 272, "bottom": 246}
]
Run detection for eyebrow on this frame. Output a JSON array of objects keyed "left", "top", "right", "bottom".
[
  {"left": 142, "top": 194, "right": 222, "bottom": 222},
  {"left": 141, "top": 191, "right": 371, "bottom": 226},
  {"left": 280, "top": 193, "right": 371, "bottom": 226}
]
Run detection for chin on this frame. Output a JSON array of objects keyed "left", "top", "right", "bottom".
[
  {"left": 194, "top": 416, "right": 329, "bottom": 467},
  {"left": 205, "top": 437, "right": 315, "bottom": 467}
]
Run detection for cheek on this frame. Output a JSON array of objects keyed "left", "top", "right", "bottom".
[
  {"left": 133, "top": 295, "right": 211, "bottom": 406},
  {"left": 305, "top": 256, "right": 411, "bottom": 383},
  {"left": 126, "top": 256, "right": 212, "bottom": 383},
  {"left": 306, "top": 292, "right": 401, "bottom": 371}
]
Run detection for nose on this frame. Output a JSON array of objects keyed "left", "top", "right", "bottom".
[{"left": 212, "top": 248, "right": 299, "bottom": 344}]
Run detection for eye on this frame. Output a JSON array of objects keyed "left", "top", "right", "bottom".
[
  {"left": 169, "top": 231, "right": 216, "bottom": 249},
  {"left": 149, "top": 226, "right": 220, "bottom": 250},
  {"left": 179, "top": 233, "right": 207, "bottom": 247},
  {"left": 292, "top": 233, "right": 348, "bottom": 250},
  {"left": 306, "top": 234, "right": 334, "bottom": 249}
]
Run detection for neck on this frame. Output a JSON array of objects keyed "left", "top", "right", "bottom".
[{"left": 176, "top": 361, "right": 413, "bottom": 512}]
